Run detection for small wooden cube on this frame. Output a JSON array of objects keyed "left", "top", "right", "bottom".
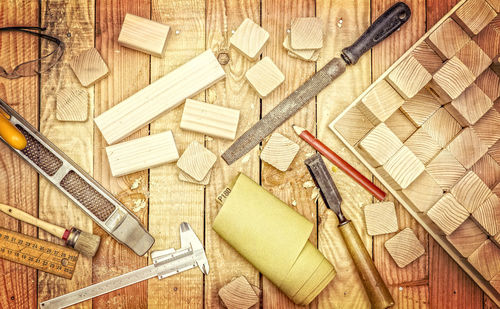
[
  {"left": 218, "top": 276, "right": 259, "bottom": 309},
  {"left": 472, "top": 193, "right": 500, "bottom": 235},
  {"left": 404, "top": 128, "right": 442, "bottom": 165},
  {"left": 260, "top": 133, "right": 299, "bottom": 172},
  {"left": 468, "top": 240, "right": 500, "bottom": 280},
  {"left": 401, "top": 171, "right": 444, "bottom": 213},
  {"left": 385, "top": 228, "right": 425, "bottom": 268},
  {"left": 179, "top": 169, "right": 211, "bottom": 185},
  {"left": 357, "top": 123, "right": 403, "bottom": 167},
  {"left": 472, "top": 108, "right": 500, "bottom": 148},
  {"left": 230, "top": 18, "right": 270, "bottom": 60},
  {"left": 473, "top": 16, "right": 500, "bottom": 58},
  {"left": 56, "top": 88, "right": 88, "bottom": 122},
  {"left": 428, "top": 57, "right": 476, "bottom": 103},
  {"left": 387, "top": 55, "right": 432, "bottom": 100},
  {"left": 445, "top": 84, "right": 493, "bottom": 126},
  {"left": 411, "top": 41, "right": 444, "bottom": 74},
  {"left": 400, "top": 88, "right": 441, "bottom": 127},
  {"left": 283, "top": 35, "right": 318, "bottom": 61},
  {"left": 472, "top": 154, "right": 500, "bottom": 188},
  {"left": 358, "top": 80, "right": 405, "bottom": 124},
  {"left": 455, "top": 41, "right": 492, "bottom": 77},
  {"left": 451, "top": 171, "right": 492, "bottom": 213},
  {"left": 363, "top": 202, "right": 399, "bottom": 236},
  {"left": 447, "top": 128, "right": 489, "bottom": 169},
  {"left": 246, "top": 57, "right": 285, "bottom": 98},
  {"left": 290, "top": 17, "right": 323, "bottom": 50},
  {"left": 487, "top": 0, "right": 500, "bottom": 12},
  {"left": 427, "top": 193, "right": 470, "bottom": 235},
  {"left": 384, "top": 109, "right": 417, "bottom": 142},
  {"left": 426, "top": 18, "right": 471, "bottom": 60},
  {"left": 177, "top": 141, "right": 217, "bottom": 182},
  {"left": 446, "top": 218, "right": 488, "bottom": 257},
  {"left": 426, "top": 149, "right": 467, "bottom": 191},
  {"left": 490, "top": 140, "right": 500, "bottom": 164},
  {"left": 333, "top": 106, "right": 374, "bottom": 145},
  {"left": 421, "top": 108, "right": 462, "bottom": 147},
  {"left": 375, "top": 146, "right": 425, "bottom": 190},
  {"left": 452, "top": 0, "right": 497, "bottom": 36},
  {"left": 476, "top": 69, "right": 500, "bottom": 101},
  {"left": 70, "top": 48, "right": 109, "bottom": 87}
]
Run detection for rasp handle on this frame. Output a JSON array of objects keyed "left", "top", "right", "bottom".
[{"left": 342, "top": 2, "right": 411, "bottom": 65}]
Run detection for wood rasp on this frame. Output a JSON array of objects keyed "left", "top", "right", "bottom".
[{"left": 222, "top": 2, "right": 411, "bottom": 165}]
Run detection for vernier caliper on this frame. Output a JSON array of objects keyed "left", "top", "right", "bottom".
[{"left": 40, "top": 222, "right": 209, "bottom": 309}]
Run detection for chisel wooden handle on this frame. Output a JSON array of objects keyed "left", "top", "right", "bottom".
[{"left": 338, "top": 220, "right": 394, "bottom": 309}]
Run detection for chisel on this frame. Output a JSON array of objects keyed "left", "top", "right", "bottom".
[{"left": 222, "top": 2, "right": 411, "bottom": 165}]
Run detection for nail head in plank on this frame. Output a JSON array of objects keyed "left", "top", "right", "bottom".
[
  {"left": 426, "top": 18, "right": 471, "bottom": 60},
  {"left": 401, "top": 171, "right": 444, "bottom": 213},
  {"left": 358, "top": 80, "right": 405, "bottom": 124},
  {"left": 176, "top": 141, "right": 217, "bottom": 182},
  {"left": 357, "top": 123, "right": 403, "bottom": 167},
  {"left": 447, "top": 127, "right": 489, "bottom": 169},
  {"left": 472, "top": 154, "right": 500, "bottom": 188},
  {"left": 290, "top": 17, "right": 323, "bottom": 50},
  {"left": 445, "top": 84, "right": 493, "bottom": 126},
  {"left": 456, "top": 40, "right": 492, "bottom": 77},
  {"left": 384, "top": 228, "right": 425, "bottom": 268},
  {"left": 386, "top": 55, "right": 432, "bottom": 100},
  {"left": 446, "top": 218, "right": 488, "bottom": 257},
  {"left": 472, "top": 108, "right": 500, "bottom": 148},
  {"left": 404, "top": 128, "right": 442, "bottom": 165},
  {"left": 94, "top": 50, "right": 226, "bottom": 145},
  {"left": 476, "top": 69, "right": 500, "bottom": 101},
  {"left": 472, "top": 193, "right": 500, "bottom": 235},
  {"left": 474, "top": 16, "right": 500, "bottom": 58},
  {"left": 375, "top": 146, "right": 425, "bottom": 190},
  {"left": 421, "top": 108, "right": 462, "bottom": 147},
  {"left": 384, "top": 109, "right": 417, "bottom": 142},
  {"left": 363, "top": 202, "right": 399, "bottom": 236},
  {"left": 426, "top": 149, "right": 467, "bottom": 191},
  {"left": 69, "top": 48, "right": 109, "bottom": 87},
  {"left": 468, "top": 240, "right": 500, "bottom": 280},
  {"left": 451, "top": 171, "right": 492, "bottom": 212},
  {"left": 427, "top": 193, "right": 470, "bottom": 235},
  {"left": 260, "top": 133, "right": 299, "bottom": 172},
  {"left": 218, "top": 276, "right": 259, "bottom": 309},
  {"left": 56, "top": 88, "right": 89, "bottom": 122},
  {"left": 105, "top": 130, "right": 179, "bottom": 177},
  {"left": 452, "top": 0, "right": 497, "bottom": 36},
  {"left": 230, "top": 18, "right": 270, "bottom": 60},
  {"left": 117, "top": 13, "right": 170, "bottom": 57},
  {"left": 428, "top": 56, "right": 476, "bottom": 102},
  {"left": 283, "top": 35, "right": 318, "bottom": 61},
  {"left": 245, "top": 57, "right": 285, "bottom": 98},
  {"left": 411, "top": 41, "right": 444, "bottom": 74},
  {"left": 333, "top": 106, "right": 374, "bottom": 146}
]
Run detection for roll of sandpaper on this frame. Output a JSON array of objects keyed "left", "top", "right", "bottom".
[{"left": 213, "top": 173, "right": 336, "bottom": 305}]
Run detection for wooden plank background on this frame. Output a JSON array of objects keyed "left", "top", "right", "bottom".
[{"left": 0, "top": 0, "right": 497, "bottom": 308}]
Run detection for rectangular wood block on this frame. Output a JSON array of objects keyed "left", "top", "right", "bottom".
[
  {"left": 180, "top": 99, "right": 240, "bottom": 140},
  {"left": 428, "top": 57, "right": 476, "bottom": 103},
  {"left": 384, "top": 228, "right": 425, "bottom": 268},
  {"left": 472, "top": 153, "right": 500, "bottom": 188},
  {"left": 357, "top": 123, "right": 403, "bottom": 167},
  {"left": 445, "top": 84, "right": 493, "bottom": 126},
  {"left": 472, "top": 108, "right": 500, "bottom": 148},
  {"left": 95, "top": 50, "right": 226, "bottom": 145},
  {"left": 363, "top": 202, "right": 399, "bottom": 236},
  {"left": 404, "top": 128, "right": 442, "bottom": 165},
  {"left": 375, "top": 146, "right": 425, "bottom": 190},
  {"left": 105, "top": 130, "right": 179, "bottom": 177},
  {"left": 447, "top": 127, "right": 489, "bottom": 169},
  {"left": 476, "top": 68, "right": 500, "bottom": 101},
  {"left": 400, "top": 170, "right": 444, "bottom": 213},
  {"left": 245, "top": 57, "right": 285, "bottom": 98},
  {"left": 427, "top": 193, "right": 470, "bottom": 235},
  {"left": 472, "top": 193, "right": 500, "bottom": 235},
  {"left": 474, "top": 16, "right": 500, "bottom": 58},
  {"left": 400, "top": 88, "right": 441, "bottom": 127},
  {"left": 384, "top": 109, "right": 417, "bottom": 142},
  {"left": 411, "top": 41, "right": 444, "bottom": 74},
  {"left": 468, "top": 240, "right": 500, "bottom": 280},
  {"left": 333, "top": 106, "right": 374, "bottom": 146},
  {"left": 260, "top": 133, "right": 299, "bottom": 172},
  {"left": 446, "top": 218, "right": 488, "bottom": 257},
  {"left": 421, "top": 108, "right": 462, "bottom": 147},
  {"left": 426, "top": 18, "right": 471, "bottom": 60},
  {"left": 452, "top": 0, "right": 497, "bottom": 36},
  {"left": 358, "top": 80, "right": 405, "bottom": 124},
  {"left": 290, "top": 17, "right": 323, "bottom": 50},
  {"left": 426, "top": 149, "right": 467, "bottom": 191},
  {"left": 451, "top": 170, "right": 492, "bottom": 212},
  {"left": 230, "top": 18, "right": 269, "bottom": 60},
  {"left": 456, "top": 40, "right": 492, "bottom": 77},
  {"left": 386, "top": 55, "right": 433, "bottom": 100},
  {"left": 70, "top": 48, "right": 109, "bottom": 87},
  {"left": 117, "top": 13, "right": 170, "bottom": 57}
]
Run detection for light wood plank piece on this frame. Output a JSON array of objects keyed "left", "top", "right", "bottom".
[
  {"left": 426, "top": 18, "right": 470, "bottom": 60},
  {"left": 384, "top": 109, "right": 417, "bottom": 142},
  {"left": 105, "top": 130, "right": 179, "bottom": 177},
  {"left": 117, "top": 13, "right": 170, "bottom": 57},
  {"left": 421, "top": 107, "right": 462, "bottom": 147},
  {"left": 426, "top": 149, "right": 467, "bottom": 191},
  {"left": 490, "top": 140, "right": 500, "bottom": 164},
  {"left": 473, "top": 16, "right": 500, "bottom": 58},
  {"left": 472, "top": 108, "right": 500, "bottom": 148},
  {"left": 427, "top": 193, "right": 470, "bottom": 235},
  {"left": 411, "top": 41, "right": 444, "bottom": 74},
  {"left": 400, "top": 88, "right": 441, "bottom": 127},
  {"left": 363, "top": 202, "right": 399, "bottom": 236},
  {"left": 180, "top": 99, "right": 240, "bottom": 140},
  {"left": 56, "top": 88, "right": 88, "bottom": 122},
  {"left": 260, "top": 133, "right": 299, "bottom": 172},
  {"left": 491, "top": 274, "right": 500, "bottom": 295},
  {"left": 219, "top": 276, "right": 259, "bottom": 309},
  {"left": 333, "top": 106, "right": 374, "bottom": 146},
  {"left": 445, "top": 84, "right": 493, "bottom": 126},
  {"left": 375, "top": 146, "right": 425, "bottom": 190},
  {"left": 357, "top": 123, "right": 403, "bottom": 167},
  {"left": 468, "top": 240, "right": 500, "bottom": 280},
  {"left": 230, "top": 18, "right": 269, "bottom": 60},
  {"left": 94, "top": 50, "right": 225, "bottom": 145},
  {"left": 446, "top": 218, "right": 488, "bottom": 257},
  {"left": 452, "top": 0, "right": 497, "bottom": 36},
  {"left": 400, "top": 170, "right": 444, "bottom": 213},
  {"left": 451, "top": 171, "right": 492, "bottom": 213},
  {"left": 387, "top": 55, "right": 432, "bottom": 100},
  {"left": 428, "top": 56, "right": 476, "bottom": 103},
  {"left": 179, "top": 170, "right": 211, "bottom": 186},
  {"left": 476, "top": 69, "right": 500, "bottom": 101},
  {"left": 472, "top": 154, "right": 500, "bottom": 188},
  {"left": 404, "top": 128, "right": 442, "bottom": 165},
  {"left": 358, "top": 80, "right": 405, "bottom": 124},
  {"left": 456, "top": 40, "right": 492, "bottom": 77},
  {"left": 245, "top": 57, "right": 285, "bottom": 98},
  {"left": 487, "top": 0, "right": 500, "bottom": 12},
  {"left": 472, "top": 193, "right": 500, "bottom": 235},
  {"left": 282, "top": 35, "right": 319, "bottom": 62},
  {"left": 176, "top": 141, "right": 217, "bottom": 182},
  {"left": 384, "top": 228, "right": 425, "bottom": 268},
  {"left": 69, "top": 47, "right": 109, "bottom": 87},
  {"left": 290, "top": 17, "right": 323, "bottom": 50},
  {"left": 447, "top": 127, "right": 489, "bottom": 169}
]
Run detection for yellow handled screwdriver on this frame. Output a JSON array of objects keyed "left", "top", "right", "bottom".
[{"left": 0, "top": 109, "right": 26, "bottom": 150}]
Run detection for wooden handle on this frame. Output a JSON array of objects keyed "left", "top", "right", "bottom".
[
  {"left": 0, "top": 112, "right": 27, "bottom": 150},
  {"left": 339, "top": 220, "right": 394, "bottom": 309},
  {"left": 0, "top": 203, "right": 66, "bottom": 239}
]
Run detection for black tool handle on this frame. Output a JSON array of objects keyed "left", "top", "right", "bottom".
[{"left": 342, "top": 2, "right": 411, "bottom": 65}]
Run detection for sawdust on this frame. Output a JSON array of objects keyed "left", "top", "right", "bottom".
[
  {"left": 291, "top": 200, "right": 297, "bottom": 207},
  {"left": 305, "top": 151, "right": 315, "bottom": 158},
  {"left": 130, "top": 178, "right": 141, "bottom": 190},
  {"left": 241, "top": 154, "right": 251, "bottom": 164},
  {"left": 133, "top": 199, "right": 146, "bottom": 212},
  {"left": 311, "top": 187, "right": 320, "bottom": 201},
  {"left": 303, "top": 181, "right": 315, "bottom": 188}
]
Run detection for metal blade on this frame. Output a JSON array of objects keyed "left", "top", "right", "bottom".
[{"left": 180, "top": 222, "right": 209, "bottom": 275}]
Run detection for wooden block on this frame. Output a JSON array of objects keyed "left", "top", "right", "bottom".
[
  {"left": 95, "top": 50, "right": 225, "bottom": 144},
  {"left": 56, "top": 88, "right": 88, "bottom": 122},
  {"left": 447, "top": 127, "right": 489, "bottom": 169},
  {"left": 411, "top": 41, "right": 444, "bottom": 74},
  {"left": 69, "top": 48, "right": 109, "bottom": 87},
  {"left": 290, "top": 17, "right": 323, "bottom": 50},
  {"left": 404, "top": 128, "right": 442, "bottom": 165},
  {"left": 426, "top": 149, "right": 467, "bottom": 191},
  {"left": 474, "top": 16, "right": 500, "bottom": 58},
  {"left": 451, "top": 171, "right": 492, "bottom": 212},
  {"left": 456, "top": 40, "right": 492, "bottom": 77},
  {"left": 400, "top": 88, "right": 441, "bottom": 127},
  {"left": 357, "top": 123, "right": 403, "bottom": 167},
  {"left": 472, "top": 108, "right": 500, "bottom": 148},
  {"left": 117, "top": 13, "right": 170, "bottom": 57},
  {"left": 105, "top": 130, "right": 179, "bottom": 177},
  {"left": 176, "top": 141, "right": 217, "bottom": 182},
  {"left": 491, "top": 274, "right": 500, "bottom": 294},
  {"left": 468, "top": 240, "right": 500, "bottom": 280},
  {"left": 426, "top": 18, "right": 471, "bottom": 60},
  {"left": 427, "top": 193, "right": 470, "bottom": 235},
  {"left": 230, "top": 18, "right": 269, "bottom": 60},
  {"left": 476, "top": 69, "right": 500, "bottom": 101},
  {"left": 401, "top": 171, "right": 444, "bottom": 213},
  {"left": 387, "top": 55, "right": 433, "bottom": 100},
  {"left": 282, "top": 35, "right": 318, "bottom": 61},
  {"left": 287, "top": 50, "right": 319, "bottom": 62},
  {"left": 218, "top": 276, "right": 259, "bottom": 309},
  {"left": 384, "top": 228, "right": 425, "bottom": 268},
  {"left": 421, "top": 108, "right": 462, "bottom": 147},
  {"left": 358, "top": 80, "right": 405, "bottom": 124},
  {"left": 445, "top": 84, "right": 493, "bottom": 126},
  {"left": 384, "top": 109, "right": 417, "bottom": 142},
  {"left": 180, "top": 99, "right": 240, "bottom": 140},
  {"left": 375, "top": 146, "right": 425, "bottom": 190},
  {"left": 428, "top": 57, "right": 476, "bottom": 103},
  {"left": 363, "top": 202, "right": 399, "bottom": 236},
  {"left": 245, "top": 57, "right": 285, "bottom": 98},
  {"left": 333, "top": 106, "right": 374, "bottom": 145},
  {"left": 260, "top": 133, "right": 299, "bottom": 172},
  {"left": 494, "top": 183, "right": 500, "bottom": 196},
  {"left": 179, "top": 170, "right": 211, "bottom": 186},
  {"left": 452, "top": 0, "right": 497, "bottom": 36},
  {"left": 472, "top": 153, "right": 500, "bottom": 188},
  {"left": 472, "top": 193, "right": 500, "bottom": 235},
  {"left": 487, "top": 0, "right": 500, "bottom": 12},
  {"left": 446, "top": 218, "right": 488, "bottom": 257},
  {"left": 490, "top": 139, "right": 500, "bottom": 164}
]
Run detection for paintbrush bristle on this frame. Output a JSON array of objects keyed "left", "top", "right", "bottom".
[{"left": 74, "top": 231, "right": 101, "bottom": 257}]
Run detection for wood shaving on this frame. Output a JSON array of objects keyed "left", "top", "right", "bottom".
[
  {"left": 133, "top": 199, "right": 146, "bottom": 212},
  {"left": 311, "top": 187, "right": 320, "bottom": 201},
  {"left": 303, "top": 181, "right": 315, "bottom": 188},
  {"left": 242, "top": 154, "right": 251, "bottom": 163},
  {"left": 305, "top": 151, "right": 315, "bottom": 158},
  {"left": 130, "top": 178, "right": 141, "bottom": 190},
  {"left": 292, "top": 200, "right": 297, "bottom": 207}
]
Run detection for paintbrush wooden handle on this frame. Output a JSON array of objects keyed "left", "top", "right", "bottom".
[
  {"left": 338, "top": 220, "right": 394, "bottom": 309},
  {"left": 0, "top": 203, "right": 66, "bottom": 239}
]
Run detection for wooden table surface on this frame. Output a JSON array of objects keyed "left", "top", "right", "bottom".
[{"left": 0, "top": 0, "right": 497, "bottom": 308}]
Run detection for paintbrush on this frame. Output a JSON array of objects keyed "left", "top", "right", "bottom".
[{"left": 0, "top": 203, "right": 100, "bottom": 257}]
